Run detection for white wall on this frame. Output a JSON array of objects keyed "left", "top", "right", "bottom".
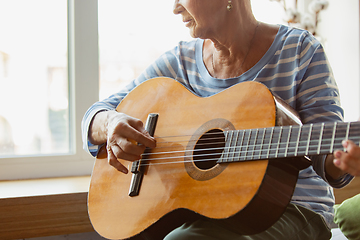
[{"left": 316, "top": 0, "right": 360, "bottom": 122}]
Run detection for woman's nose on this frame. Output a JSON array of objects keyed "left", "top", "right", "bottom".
[{"left": 173, "top": 0, "right": 183, "bottom": 15}]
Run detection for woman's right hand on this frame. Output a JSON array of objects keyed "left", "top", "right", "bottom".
[{"left": 89, "top": 110, "right": 156, "bottom": 174}]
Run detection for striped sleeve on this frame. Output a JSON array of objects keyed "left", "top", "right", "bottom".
[
  {"left": 295, "top": 41, "right": 343, "bottom": 124},
  {"left": 81, "top": 44, "right": 185, "bottom": 156}
]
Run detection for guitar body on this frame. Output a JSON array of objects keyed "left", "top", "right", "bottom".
[{"left": 88, "top": 78, "right": 302, "bottom": 240}]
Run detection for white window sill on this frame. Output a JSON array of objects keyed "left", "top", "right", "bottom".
[{"left": 0, "top": 176, "right": 90, "bottom": 199}]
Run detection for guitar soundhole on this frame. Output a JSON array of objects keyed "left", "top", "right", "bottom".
[
  {"left": 194, "top": 129, "right": 225, "bottom": 170},
  {"left": 185, "top": 118, "right": 233, "bottom": 181}
]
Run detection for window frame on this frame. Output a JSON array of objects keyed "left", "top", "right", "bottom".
[{"left": 0, "top": 0, "right": 99, "bottom": 180}]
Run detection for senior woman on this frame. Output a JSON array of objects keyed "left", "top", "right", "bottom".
[{"left": 82, "top": 0, "right": 360, "bottom": 239}]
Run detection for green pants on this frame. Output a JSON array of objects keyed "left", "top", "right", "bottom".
[{"left": 164, "top": 204, "right": 331, "bottom": 240}]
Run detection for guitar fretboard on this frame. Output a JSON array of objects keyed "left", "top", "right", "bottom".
[{"left": 219, "top": 121, "right": 360, "bottom": 163}]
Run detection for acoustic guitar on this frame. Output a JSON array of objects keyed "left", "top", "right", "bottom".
[{"left": 88, "top": 77, "right": 360, "bottom": 240}]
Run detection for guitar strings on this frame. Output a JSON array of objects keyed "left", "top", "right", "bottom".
[
  {"left": 127, "top": 132, "right": 360, "bottom": 167},
  {"left": 104, "top": 123, "right": 360, "bottom": 167},
  {"left": 146, "top": 136, "right": 358, "bottom": 160},
  {"left": 152, "top": 125, "right": 360, "bottom": 145},
  {"left": 153, "top": 135, "right": 224, "bottom": 149},
  {"left": 150, "top": 127, "right": 360, "bottom": 153}
]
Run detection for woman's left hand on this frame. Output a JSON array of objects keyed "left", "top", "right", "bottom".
[{"left": 333, "top": 140, "right": 360, "bottom": 176}]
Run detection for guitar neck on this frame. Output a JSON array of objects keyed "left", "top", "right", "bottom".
[{"left": 220, "top": 121, "right": 360, "bottom": 162}]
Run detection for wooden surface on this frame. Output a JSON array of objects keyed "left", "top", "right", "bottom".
[
  {"left": 0, "top": 176, "right": 94, "bottom": 240},
  {"left": 0, "top": 178, "right": 357, "bottom": 240},
  {"left": 0, "top": 192, "right": 94, "bottom": 240}
]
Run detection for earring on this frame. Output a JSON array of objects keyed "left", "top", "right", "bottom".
[{"left": 227, "top": 1, "right": 233, "bottom": 11}]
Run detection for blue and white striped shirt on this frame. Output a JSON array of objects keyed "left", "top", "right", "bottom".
[{"left": 82, "top": 25, "right": 352, "bottom": 226}]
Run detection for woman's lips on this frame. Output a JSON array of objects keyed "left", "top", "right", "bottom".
[{"left": 183, "top": 19, "right": 193, "bottom": 27}]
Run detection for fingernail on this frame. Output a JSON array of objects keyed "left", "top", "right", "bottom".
[
  {"left": 342, "top": 140, "right": 348, "bottom": 148},
  {"left": 334, "top": 159, "right": 341, "bottom": 166},
  {"left": 334, "top": 151, "right": 341, "bottom": 158}
]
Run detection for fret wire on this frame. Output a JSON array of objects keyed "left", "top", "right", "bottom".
[
  {"left": 275, "top": 126, "right": 283, "bottom": 158},
  {"left": 223, "top": 131, "right": 231, "bottom": 162},
  {"left": 251, "top": 129, "right": 259, "bottom": 160},
  {"left": 348, "top": 122, "right": 360, "bottom": 146},
  {"left": 288, "top": 125, "right": 299, "bottom": 157},
  {"left": 317, "top": 123, "right": 324, "bottom": 155},
  {"left": 259, "top": 128, "right": 266, "bottom": 159},
  {"left": 285, "top": 125, "right": 292, "bottom": 157},
  {"left": 345, "top": 122, "right": 350, "bottom": 150},
  {"left": 345, "top": 122, "right": 350, "bottom": 140},
  {"left": 244, "top": 129, "right": 252, "bottom": 160},
  {"left": 322, "top": 123, "right": 335, "bottom": 153},
  {"left": 229, "top": 131, "right": 235, "bottom": 162},
  {"left": 334, "top": 122, "right": 348, "bottom": 151},
  {"left": 305, "top": 124, "right": 313, "bottom": 155},
  {"left": 330, "top": 122, "right": 337, "bottom": 153},
  {"left": 238, "top": 130, "right": 245, "bottom": 161},
  {"left": 266, "top": 127, "right": 274, "bottom": 159},
  {"left": 299, "top": 125, "right": 308, "bottom": 155},
  {"left": 234, "top": 130, "right": 240, "bottom": 162}
]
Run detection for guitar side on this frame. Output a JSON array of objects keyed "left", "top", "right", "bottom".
[{"left": 88, "top": 78, "right": 300, "bottom": 240}]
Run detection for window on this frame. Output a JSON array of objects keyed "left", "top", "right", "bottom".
[
  {"left": 0, "top": 0, "right": 68, "bottom": 157},
  {"left": 0, "top": 0, "right": 98, "bottom": 180},
  {"left": 97, "top": 0, "right": 192, "bottom": 100}
]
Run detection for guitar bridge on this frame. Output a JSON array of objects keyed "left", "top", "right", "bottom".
[{"left": 128, "top": 113, "right": 158, "bottom": 197}]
